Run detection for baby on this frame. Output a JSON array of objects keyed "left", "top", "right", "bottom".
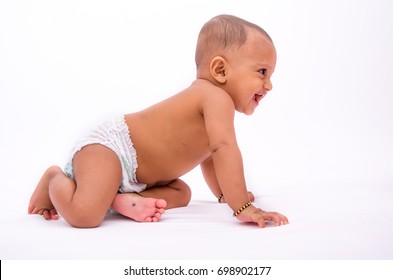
[{"left": 28, "top": 15, "right": 289, "bottom": 228}]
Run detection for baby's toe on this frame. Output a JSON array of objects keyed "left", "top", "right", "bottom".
[
  {"left": 154, "top": 212, "right": 162, "bottom": 220},
  {"left": 156, "top": 199, "right": 167, "bottom": 209},
  {"left": 143, "top": 216, "right": 153, "bottom": 222},
  {"left": 50, "top": 209, "right": 59, "bottom": 220}
]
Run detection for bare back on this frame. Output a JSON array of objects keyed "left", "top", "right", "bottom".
[{"left": 125, "top": 79, "right": 229, "bottom": 185}]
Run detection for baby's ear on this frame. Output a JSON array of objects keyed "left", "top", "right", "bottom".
[{"left": 210, "top": 56, "right": 227, "bottom": 84}]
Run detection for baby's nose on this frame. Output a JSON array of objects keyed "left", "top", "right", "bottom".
[{"left": 264, "top": 80, "right": 273, "bottom": 91}]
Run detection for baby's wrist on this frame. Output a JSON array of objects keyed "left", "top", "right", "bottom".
[
  {"left": 218, "top": 193, "right": 224, "bottom": 203},
  {"left": 233, "top": 201, "right": 252, "bottom": 217}
]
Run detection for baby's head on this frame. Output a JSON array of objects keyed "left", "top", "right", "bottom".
[
  {"left": 195, "top": 15, "right": 273, "bottom": 71},
  {"left": 195, "top": 15, "right": 276, "bottom": 115}
]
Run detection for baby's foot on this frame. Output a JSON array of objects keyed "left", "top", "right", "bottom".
[
  {"left": 28, "top": 166, "right": 60, "bottom": 220},
  {"left": 111, "top": 193, "right": 167, "bottom": 222}
]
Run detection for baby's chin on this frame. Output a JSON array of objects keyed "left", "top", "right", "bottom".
[
  {"left": 235, "top": 103, "right": 259, "bottom": 115},
  {"left": 240, "top": 108, "right": 257, "bottom": 116}
]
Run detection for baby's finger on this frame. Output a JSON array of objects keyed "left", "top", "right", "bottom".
[
  {"left": 256, "top": 216, "right": 266, "bottom": 228},
  {"left": 270, "top": 212, "right": 289, "bottom": 225},
  {"left": 263, "top": 213, "right": 282, "bottom": 226},
  {"left": 278, "top": 213, "right": 289, "bottom": 225},
  {"left": 251, "top": 209, "right": 266, "bottom": 228}
]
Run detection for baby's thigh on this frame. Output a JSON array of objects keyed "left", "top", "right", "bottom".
[{"left": 71, "top": 144, "right": 122, "bottom": 219}]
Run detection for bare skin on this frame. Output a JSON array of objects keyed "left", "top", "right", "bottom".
[
  {"left": 28, "top": 166, "right": 60, "bottom": 221},
  {"left": 28, "top": 146, "right": 169, "bottom": 227},
  {"left": 29, "top": 27, "right": 289, "bottom": 228},
  {"left": 111, "top": 194, "right": 167, "bottom": 222}
]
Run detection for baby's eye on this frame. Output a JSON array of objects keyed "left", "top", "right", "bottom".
[{"left": 258, "top": 69, "right": 267, "bottom": 76}]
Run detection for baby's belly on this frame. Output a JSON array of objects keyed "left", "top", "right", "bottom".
[{"left": 135, "top": 150, "right": 210, "bottom": 185}]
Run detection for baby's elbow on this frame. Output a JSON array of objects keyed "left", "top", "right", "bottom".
[{"left": 210, "top": 140, "right": 237, "bottom": 154}]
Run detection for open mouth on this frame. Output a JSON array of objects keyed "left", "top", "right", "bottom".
[{"left": 253, "top": 93, "right": 265, "bottom": 104}]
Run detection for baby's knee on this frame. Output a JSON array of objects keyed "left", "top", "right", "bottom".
[
  {"left": 174, "top": 179, "right": 192, "bottom": 207},
  {"left": 66, "top": 207, "right": 105, "bottom": 228},
  {"left": 181, "top": 186, "right": 192, "bottom": 207},
  {"left": 69, "top": 216, "right": 103, "bottom": 228}
]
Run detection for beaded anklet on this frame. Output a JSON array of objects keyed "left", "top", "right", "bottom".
[
  {"left": 233, "top": 202, "right": 252, "bottom": 217},
  {"left": 218, "top": 194, "right": 224, "bottom": 203}
]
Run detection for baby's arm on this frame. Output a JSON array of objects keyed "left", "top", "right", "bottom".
[
  {"left": 202, "top": 88, "right": 288, "bottom": 227},
  {"left": 208, "top": 129, "right": 288, "bottom": 227},
  {"left": 200, "top": 156, "right": 223, "bottom": 201},
  {"left": 201, "top": 156, "right": 255, "bottom": 203}
]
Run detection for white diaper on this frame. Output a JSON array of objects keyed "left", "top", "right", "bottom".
[{"left": 64, "top": 115, "right": 147, "bottom": 193}]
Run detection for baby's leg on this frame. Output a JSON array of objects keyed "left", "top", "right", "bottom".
[
  {"left": 28, "top": 166, "right": 63, "bottom": 220},
  {"left": 47, "top": 145, "right": 122, "bottom": 228},
  {"left": 29, "top": 145, "right": 122, "bottom": 228},
  {"left": 140, "top": 179, "right": 192, "bottom": 209}
]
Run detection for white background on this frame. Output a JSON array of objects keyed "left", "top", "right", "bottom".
[
  {"left": 1, "top": 0, "right": 392, "bottom": 199},
  {"left": 1, "top": 0, "right": 393, "bottom": 262}
]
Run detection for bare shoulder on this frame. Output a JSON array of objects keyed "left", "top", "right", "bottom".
[
  {"left": 192, "top": 80, "right": 237, "bottom": 149},
  {"left": 127, "top": 79, "right": 234, "bottom": 126},
  {"left": 190, "top": 79, "right": 235, "bottom": 113}
]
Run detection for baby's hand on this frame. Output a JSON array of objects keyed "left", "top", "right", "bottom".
[{"left": 236, "top": 205, "right": 289, "bottom": 228}]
